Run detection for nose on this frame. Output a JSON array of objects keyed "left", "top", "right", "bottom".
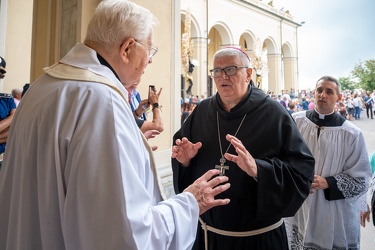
[
  {"left": 220, "top": 70, "right": 229, "bottom": 79},
  {"left": 148, "top": 57, "right": 152, "bottom": 64}
]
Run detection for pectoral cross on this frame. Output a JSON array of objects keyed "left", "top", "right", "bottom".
[{"left": 215, "top": 157, "right": 229, "bottom": 176}]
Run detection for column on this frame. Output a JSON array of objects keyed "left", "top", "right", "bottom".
[
  {"left": 191, "top": 37, "right": 209, "bottom": 98},
  {"left": 267, "top": 54, "right": 283, "bottom": 95},
  {"left": 283, "top": 57, "right": 297, "bottom": 94}
]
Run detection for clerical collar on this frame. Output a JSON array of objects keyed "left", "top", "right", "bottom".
[
  {"left": 313, "top": 109, "right": 335, "bottom": 120},
  {"left": 96, "top": 53, "right": 121, "bottom": 82},
  {"left": 307, "top": 109, "right": 345, "bottom": 127}
]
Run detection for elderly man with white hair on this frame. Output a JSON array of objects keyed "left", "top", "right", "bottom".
[{"left": 0, "top": 1, "right": 230, "bottom": 249}]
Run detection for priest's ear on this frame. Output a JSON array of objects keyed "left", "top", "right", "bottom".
[
  {"left": 337, "top": 93, "right": 342, "bottom": 101},
  {"left": 246, "top": 68, "right": 252, "bottom": 80},
  {"left": 120, "top": 38, "right": 136, "bottom": 63}
]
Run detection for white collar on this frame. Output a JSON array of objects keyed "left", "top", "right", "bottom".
[{"left": 314, "top": 109, "right": 335, "bottom": 119}]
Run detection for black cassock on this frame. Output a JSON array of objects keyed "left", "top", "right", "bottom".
[{"left": 172, "top": 85, "right": 315, "bottom": 250}]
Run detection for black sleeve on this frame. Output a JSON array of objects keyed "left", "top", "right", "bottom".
[{"left": 324, "top": 176, "right": 346, "bottom": 201}]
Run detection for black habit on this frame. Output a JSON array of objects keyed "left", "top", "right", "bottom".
[{"left": 172, "top": 85, "right": 315, "bottom": 250}]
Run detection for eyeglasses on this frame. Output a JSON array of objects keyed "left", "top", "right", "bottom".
[
  {"left": 135, "top": 40, "right": 158, "bottom": 58},
  {"left": 209, "top": 66, "right": 247, "bottom": 78}
]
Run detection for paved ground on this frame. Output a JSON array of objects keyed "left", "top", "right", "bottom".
[{"left": 350, "top": 116, "right": 375, "bottom": 249}]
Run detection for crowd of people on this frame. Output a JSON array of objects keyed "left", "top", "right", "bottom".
[
  {"left": 265, "top": 88, "right": 375, "bottom": 121},
  {"left": 180, "top": 94, "right": 205, "bottom": 125},
  {"left": 183, "top": 86, "right": 375, "bottom": 126},
  {"left": 0, "top": 1, "right": 374, "bottom": 250}
]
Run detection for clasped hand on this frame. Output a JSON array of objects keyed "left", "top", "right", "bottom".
[{"left": 309, "top": 175, "right": 329, "bottom": 194}]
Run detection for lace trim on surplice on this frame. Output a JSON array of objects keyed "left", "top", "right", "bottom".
[{"left": 334, "top": 174, "right": 366, "bottom": 198}]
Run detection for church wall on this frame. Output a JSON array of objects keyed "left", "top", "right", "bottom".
[
  {"left": 79, "top": 0, "right": 100, "bottom": 41},
  {"left": 1, "top": 0, "right": 33, "bottom": 93},
  {"left": 134, "top": 0, "right": 178, "bottom": 151},
  {"left": 132, "top": 1, "right": 180, "bottom": 196}
]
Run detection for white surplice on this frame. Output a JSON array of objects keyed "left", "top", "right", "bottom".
[
  {"left": 0, "top": 43, "right": 199, "bottom": 250},
  {"left": 285, "top": 111, "right": 372, "bottom": 250}
]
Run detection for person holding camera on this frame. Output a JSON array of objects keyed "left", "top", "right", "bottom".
[{"left": 126, "top": 83, "right": 164, "bottom": 137}]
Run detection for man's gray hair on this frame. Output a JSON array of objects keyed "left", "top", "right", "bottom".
[
  {"left": 213, "top": 47, "right": 251, "bottom": 68},
  {"left": 84, "top": 0, "right": 158, "bottom": 50}
]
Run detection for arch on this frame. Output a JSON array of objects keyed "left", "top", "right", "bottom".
[
  {"left": 239, "top": 31, "right": 259, "bottom": 87},
  {"left": 207, "top": 22, "right": 233, "bottom": 63},
  {"left": 205, "top": 22, "right": 233, "bottom": 96},
  {"left": 208, "top": 21, "right": 233, "bottom": 46},
  {"left": 263, "top": 37, "right": 277, "bottom": 55},
  {"left": 282, "top": 42, "right": 293, "bottom": 58},
  {"left": 181, "top": 10, "right": 201, "bottom": 38},
  {"left": 239, "top": 30, "right": 256, "bottom": 51}
]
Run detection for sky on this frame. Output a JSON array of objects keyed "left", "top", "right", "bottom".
[{"left": 273, "top": 0, "right": 375, "bottom": 90}]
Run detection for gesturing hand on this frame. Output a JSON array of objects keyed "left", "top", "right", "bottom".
[
  {"left": 184, "top": 169, "right": 231, "bottom": 215},
  {"left": 172, "top": 137, "right": 202, "bottom": 167},
  {"left": 224, "top": 134, "right": 258, "bottom": 178}
]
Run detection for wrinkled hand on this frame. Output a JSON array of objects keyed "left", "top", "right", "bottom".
[
  {"left": 172, "top": 137, "right": 202, "bottom": 167},
  {"left": 223, "top": 134, "right": 257, "bottom": 177},
  {"left": 184, "top": 169, "right": 231, "bottom": 215},
  {"left": 148, "top": 86, "right": 162, "bottom": 105},
  {"left": 144, "top": 130, "right": 160, "bottom": 151},
  {"left": 143, "top": 130, "right": 160, "bottom": 140},
  {"left": 360, "top": 203, "right": 371, "bottom": 227}
]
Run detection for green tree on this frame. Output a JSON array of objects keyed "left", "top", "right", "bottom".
[
  {"left": 351, "top": 59, "right": 375, "bottom": 91},
  {"left": 338, "top": 76, "right": 357, "bottom": 92}
]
